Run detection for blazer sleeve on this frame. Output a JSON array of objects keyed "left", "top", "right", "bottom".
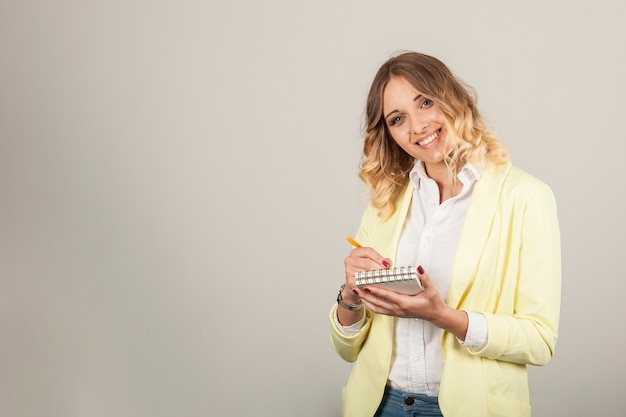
[
  {"left": 473, "top": 182, "right": 561, "bottom": 366},
  {"left": 329, "top": 305, "right": 373, "bottom": 362},
  {"left": 328, "top": 203, "right": 377, "bottom": 362}
]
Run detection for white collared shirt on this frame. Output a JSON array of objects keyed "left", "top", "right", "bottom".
[{"left": 334, "top": 161, "right": 488, "bottom": 395}]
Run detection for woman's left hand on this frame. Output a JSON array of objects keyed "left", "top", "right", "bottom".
[
  {"left": 354, "top": 266, "right": 445, "bottom": 321},
  {"left": 353, "top": 266, "right": 469, "bottom": 339}
]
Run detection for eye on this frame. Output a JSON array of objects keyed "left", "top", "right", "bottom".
[
  {"left": 420, "top": 98, "right": 434, "bottom": 108},
  {"left": 388, "top": 115, "right": 404, "bottom": 127}
]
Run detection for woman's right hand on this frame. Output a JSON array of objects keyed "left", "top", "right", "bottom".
[{"left": 343, "top": 246, "right": 392, "bottom": 305}]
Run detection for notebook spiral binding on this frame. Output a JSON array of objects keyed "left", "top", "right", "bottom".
[{"left": 354, "top": 266, "right": 416, "bottom": 286}]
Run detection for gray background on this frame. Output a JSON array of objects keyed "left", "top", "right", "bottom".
[{"left": 1, "top": 1, "right": 624, "bottom": 416}]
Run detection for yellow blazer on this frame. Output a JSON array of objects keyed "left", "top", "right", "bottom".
[{"left": 330, "top": 162, "right": 561, "bottom": 417}]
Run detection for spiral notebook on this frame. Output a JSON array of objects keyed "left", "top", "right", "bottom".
[{"left": 355, "top": 266, "right": 423, "bottom": 295}]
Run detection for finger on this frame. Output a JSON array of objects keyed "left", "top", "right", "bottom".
[
  {"left": 416, "top": 265, "right": 432, "bottom": 287},
  {"left": 357, "top": 285, "right": 403, "bottom": 308},
  {"left": 359, "top": 284, "right": 426, "bottom": 318},
  {"left": 359, "top": 291, "right": 398, "bottom": 315},
  {"left": 345, "top": 247, "right": 391, "bottom": 271}
]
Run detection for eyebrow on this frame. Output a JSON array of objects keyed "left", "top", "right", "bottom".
[{"left": 384, "top": 94, "right": 423, "bottom": 120}]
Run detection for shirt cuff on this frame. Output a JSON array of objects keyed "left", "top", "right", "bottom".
[
  {"left": 333, "top": 306, "right": 366, "bottom": 335},
  {"left": 457, "top": 311, "right": 488, "bottom": 350}
]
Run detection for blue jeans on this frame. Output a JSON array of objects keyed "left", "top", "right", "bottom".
[{"left": 373, "top": 385, "right": 443, "bottom": 417}]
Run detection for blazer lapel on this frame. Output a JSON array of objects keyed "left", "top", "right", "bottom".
[
  {"left": 447, "top": 162, "right": 512, "bottom": 308},
  {"left": 364, "top": 180, "right": 414, "bottom": 262}
]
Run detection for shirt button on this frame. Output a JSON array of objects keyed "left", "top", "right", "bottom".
[{"left": 405, "top": 397, "right": 415, "bottom": 405}]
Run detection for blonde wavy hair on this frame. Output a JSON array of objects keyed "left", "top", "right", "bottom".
[{"left": 361, "top": 51, "right": 510, "bottom": 219}]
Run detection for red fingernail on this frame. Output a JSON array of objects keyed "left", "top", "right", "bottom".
[
  {"left": 352, "top": 289, "right": 358, "bottom": 295},
  {"left": 382, "top": 260, "right": 390, "bottom": 268},
  {"left": 417, "top": 265, "right": 424, "bottom": 274},
  {"left": 363, "top": 287, "right": 371, "bottom": 293}
]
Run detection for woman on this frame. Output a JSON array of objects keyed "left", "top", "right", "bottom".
[{"left": 329, "top": 52, "right": 561, "bottom": 417}]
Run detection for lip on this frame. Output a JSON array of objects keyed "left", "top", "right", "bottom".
[{"left": 415, "top": 129, "right": 441, "bottom": 147}]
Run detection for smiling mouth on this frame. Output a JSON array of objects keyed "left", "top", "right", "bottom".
[{"left": 417, "top": 129, "right": 440, "bottom": 146}]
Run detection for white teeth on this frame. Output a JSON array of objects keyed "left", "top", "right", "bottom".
[{"left": 418, "top": 131, "right": 439, "bottom": 146}]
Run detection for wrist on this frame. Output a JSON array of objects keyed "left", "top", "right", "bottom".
[
  {"left": 337, "top": 284, "right": 363, "bottom": 311},
  {"left": 341, "top": 286, "right": 360, "bottom": 304},
  {"left": 435, "top": 306, "right": 468, "bottom": 339}
]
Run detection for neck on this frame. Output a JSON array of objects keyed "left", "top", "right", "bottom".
[
  {"left": 424, "top": 161, "right": 461, "bottom": 203},
  {"left": 423, "top": 161, "right": 448, "bottom": 184}
]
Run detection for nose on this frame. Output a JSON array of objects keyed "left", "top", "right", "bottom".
[{"left": 411, "top": 117, "right": 428, "bottom": 134}]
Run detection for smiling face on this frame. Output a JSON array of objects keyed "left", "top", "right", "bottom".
[{"left": 382, "top": 76, "right": 450, "bottom": 170}]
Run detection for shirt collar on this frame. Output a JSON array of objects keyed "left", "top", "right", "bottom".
[{"left": 409, "top": 160, "right": 481, "bottom": 189}]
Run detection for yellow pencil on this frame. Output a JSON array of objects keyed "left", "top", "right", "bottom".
[{"left": 346, "top": 236, "right": 362, "bottom": 248}]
